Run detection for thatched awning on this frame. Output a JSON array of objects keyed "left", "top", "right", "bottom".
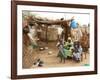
[{"left": 34, "top": 19, "right": 71, "bottom": 25}]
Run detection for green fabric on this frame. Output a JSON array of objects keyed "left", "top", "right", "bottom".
[
  {"left": 31, "top": 43, "right": 38, "bottom": 49},
  {"left": 64, "top": 42, "right": 73, "bottom": 49},
  {"left": 63, "top": 42, "right": 73, "bottom": 57},
  {"left": 58, "top": 51, "right": 66, "bottom": 58},
  {"left": 84, "top": 64, "right": 90, "bottom": 66},
  {"left": 64, "top": 49, "right": 72, "bottom": 57},
  {"left": 58, "top": 48, "right": 72, "bottom": 59}
]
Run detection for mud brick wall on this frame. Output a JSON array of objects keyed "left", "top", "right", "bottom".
[
  {"left": 22, "top": 34, "right": 34, "bottom": 68},
  {"left": 40, "top": 27, "right": 58, "bottom": 41}
]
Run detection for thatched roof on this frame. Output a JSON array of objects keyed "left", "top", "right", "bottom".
[{"left": 34, "top": 19, "right": 71, "bottom": 26}]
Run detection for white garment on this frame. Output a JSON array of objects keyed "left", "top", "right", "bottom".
[
  {"left": 29, "top": 26, "right": 36, "bottom": 37},
  {"left": 77, "top": 27, "right": 83, "bottom": 40},
  {"left": 57, "top": 27, "right": 63, "bottom": 35},
  {"left": 73, "top": 52, "right": 81, "bottom": 60},
  {"left": 71, "top": 27, "right": 82, "bottom": 41},
  {"left": 56, "top": 42, "right": 60, "bottom": 47},
  {"left": 28, "top": 26, "right": 37, "bottom": 45},
  {"left": 73, "top": 46, "right": 82, "bottom": 60},
  {"left": 27, "top": 33, "right": 33, "bottom": 41}
]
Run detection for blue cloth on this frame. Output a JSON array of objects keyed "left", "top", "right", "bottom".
[{"left": 70, "top": 19, "right": 78, "bottom": 29}]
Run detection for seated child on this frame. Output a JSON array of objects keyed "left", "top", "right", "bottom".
[
  {"left": 72, "top": 41, "right": 82, "bottom": 62},
  {"left": 63, "top": 37, "right": 73, "bottom": 57}
]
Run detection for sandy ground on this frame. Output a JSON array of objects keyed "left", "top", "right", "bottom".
[{"left": 23, "top": 41, "right": 90, "bottom": 69}]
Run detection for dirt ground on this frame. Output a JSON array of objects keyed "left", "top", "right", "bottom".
[{"left": 23, "top": 41, "right": 90, "bottom": 69}]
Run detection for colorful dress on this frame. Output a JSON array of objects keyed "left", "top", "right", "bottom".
[{"left": 63, "top": 42, "right": 73, "bottom": 57}]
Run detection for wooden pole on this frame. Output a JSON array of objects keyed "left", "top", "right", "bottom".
[{"left": 45, "top": 25, "right": 48, "bottom": 44}]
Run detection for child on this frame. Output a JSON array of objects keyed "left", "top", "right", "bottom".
[
  {"left": 73, "top": 41, "right": 83, "bottom": 62},
  {"left": 56, "top": 39, "right": 66, "bottom": 63}
]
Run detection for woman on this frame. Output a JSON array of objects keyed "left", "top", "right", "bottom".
[{"left": 70, "top": 16, "right": 79, "bottom": 41}]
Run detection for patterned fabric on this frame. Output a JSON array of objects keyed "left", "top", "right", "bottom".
[
  {"left": 62, "top": 41, "right": 73, "bottom": 57},
  {"left": 64, "top": 49, "right": 72, "bottom": 57},
  {"left": 73, "top": 46, "right": 82, "bottom": 61}
]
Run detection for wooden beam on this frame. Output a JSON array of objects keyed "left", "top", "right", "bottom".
[{"left": 45, "top": 25, "right": 48, "bottom": 44}]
